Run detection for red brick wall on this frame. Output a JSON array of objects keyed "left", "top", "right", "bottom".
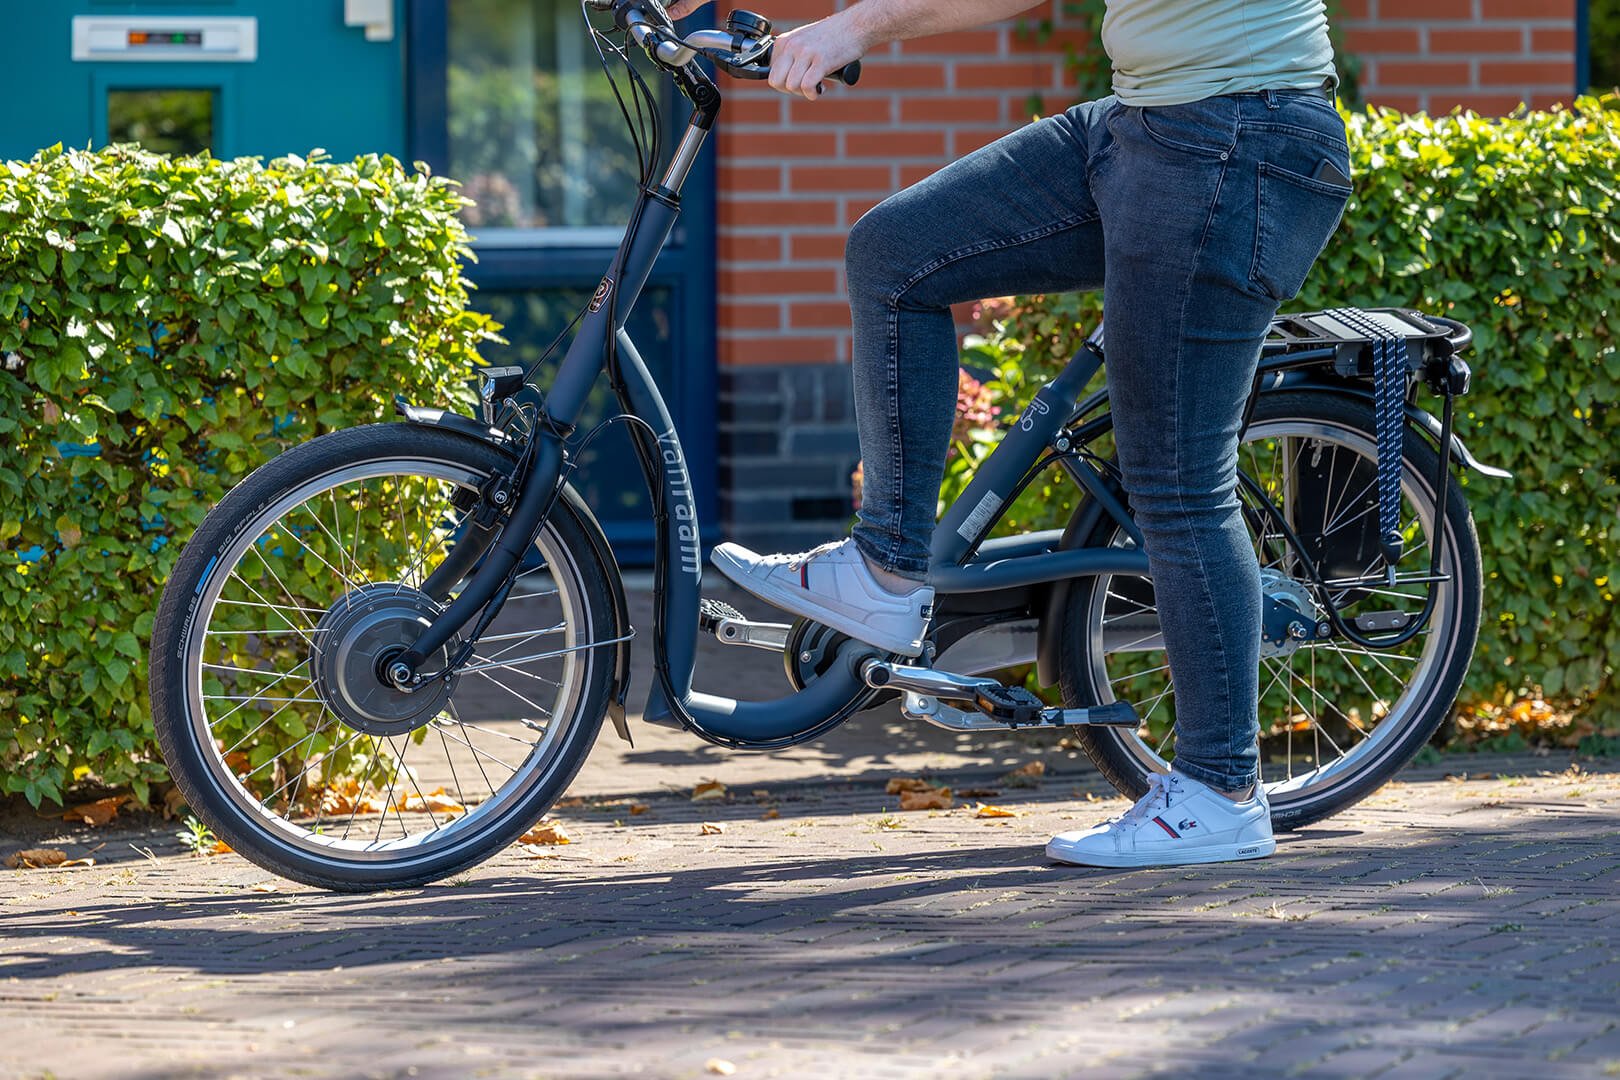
[
  {"left": 714, "top": 1, "right": 1578, "bottom": 371},
  {"left": 1341, "top": 0, "right": 1577, "bottom": 113},
  {"left": 715, "top": 0, "right": 1077, "bottom": 368}
]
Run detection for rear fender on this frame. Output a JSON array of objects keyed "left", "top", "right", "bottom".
[{"left": 396, "top": 403, "right": 634, "bottom": 742}]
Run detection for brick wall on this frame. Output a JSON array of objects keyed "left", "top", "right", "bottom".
[
  {"left": 715, "top": 0, "right": 1076, "bottom": 550},
  {"left": 1342, "top": 0, "right": 1577, "bottom": 113}
]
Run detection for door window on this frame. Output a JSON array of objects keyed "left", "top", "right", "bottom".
[
  {"left": 448, "top": 0, "right": 668, "bottom": 241},
  {"left": 106, "top": 88, "right": 214, "bottom": 154}
]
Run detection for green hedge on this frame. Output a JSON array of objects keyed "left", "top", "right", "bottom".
[
  {"left": 0, "top": 146, "right": 493, "bottom": 806},
  {"left": 951, "top": 94, "right": 1619, "bottom": 724}
]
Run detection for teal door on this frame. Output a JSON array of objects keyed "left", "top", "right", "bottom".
[{"left": 0, "top": 1, "right": 404, "bottom": 161}]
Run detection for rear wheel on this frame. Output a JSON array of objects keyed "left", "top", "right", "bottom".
[
  {"left": 149, "top": 423, "right": 618, "bottom": 890},
  {"left": 1058, "top": 391, "right": 1482, "bottom": 829}
]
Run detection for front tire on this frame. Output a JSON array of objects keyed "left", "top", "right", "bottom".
[
  {"left": 1058, "top": 391, "right": 1483, "bottom": 829},
  {"left": 149, "top": 423, "right": 618, "bottom": 890}
]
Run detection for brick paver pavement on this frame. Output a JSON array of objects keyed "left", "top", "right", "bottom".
[{"left": 2, "top": 744, "right": 1617, "bottom": 1080}]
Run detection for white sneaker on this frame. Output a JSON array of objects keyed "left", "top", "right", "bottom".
[
  {"left": 710, "top": 538, "right": 933, "bottom": 657},
  {"left": 1046, "top": 771, "right": 1275, "bottom": 868}
]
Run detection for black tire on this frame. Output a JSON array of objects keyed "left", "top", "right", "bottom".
[
  {"left": 149, "top": 423, "right": 617, "bottom": 891},
  {"left": 1059, "top": 390, "right": 1483, "bottom": 829}
]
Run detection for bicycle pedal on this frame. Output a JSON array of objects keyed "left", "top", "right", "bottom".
[
  {"left": 972, "top": 684, "right": 1047, "bottom": 726},
  {"left": 698, "top": 597, "right": 744, "bottom": 634}
]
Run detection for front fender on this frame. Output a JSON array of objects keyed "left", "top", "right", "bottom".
[{"left": 395, "top": 401, "right": 635, "bottom": 743}]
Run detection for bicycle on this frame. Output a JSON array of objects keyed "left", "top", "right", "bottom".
[{"left": 147, "top": 0, "right": 1508, "bottom": 890}]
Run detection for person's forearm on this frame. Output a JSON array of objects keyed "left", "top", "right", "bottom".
[{"left": 838, "top": 0, "right": 1047, "bottom": 51}]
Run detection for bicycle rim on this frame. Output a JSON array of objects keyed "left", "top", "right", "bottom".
[{"left": 179, "top": 455, "right": 597, "bottom": 867}]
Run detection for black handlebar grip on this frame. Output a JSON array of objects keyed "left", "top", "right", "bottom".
[{"left": 830, "top": 59, "right": 861, "bottom": 86}]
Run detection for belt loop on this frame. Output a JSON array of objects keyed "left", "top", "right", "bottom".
[{"left": 1262, "top": 88, "right": 1280, "bottom": 110}]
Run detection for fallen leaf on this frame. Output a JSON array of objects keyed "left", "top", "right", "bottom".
[
  {"left": 761, "top": 809, "right": 780, "bottom": 820},
  {"left": 705, "top": 1060, "right": 737, "bottom": 1076},
  {"left": 513, "top": 845, "right": 562, "bottom": 860},
  {"left": 973, "top": 802, "right": 1018, "bottom": 819},
  {"left": 700, "top": 821, "right": 726, "bottom": 835},
  {"left": 629, "top": 803, "right": 650, "bottom": 816},
  {"left": 751, "top": 789, "right": 771, "bottom": 800},
  {"left": 1000, "top": 761, "right": 1045, "bottom": 788},
  {"left": 899, "top": 788, "right": 953, "bottom": 811},
  {"left": 57, "top": 858, "right": 96, "bottom": 868},
  {"left": 5, "top": 848, "right": 68, "bottom": 869},
  {"left": 886, "top": 777, "right": 937, "bottom": 794},
  {"left": 206, "top": 839, "right": 233, "bottom": 856},
  {"left": 554, "top": 796, "right": 587, "bottom": 809},
  {"left": 63, "top": 795, "right": 130, "bottom": 827},
  {"left": 691, "top": 780, "right": 728, "bottom": 802},
  {"left": 397, "top": 787, "right": 467, "bottom": 815},
  {"left": 162, "top": 786, "right": 188, "bottom": 820},
  {"left": 519, "top": 821, "right": 571, "bottom": 845}
]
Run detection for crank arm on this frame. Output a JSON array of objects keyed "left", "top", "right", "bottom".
[
  {"left": 899, "top": 691, "right": 1141, "bottom": 732},
  {"left": 864, "top": 659, "right": 1140, "bottom": 729},
  {"left": 697, "top": 597, "right": 791, "bottom": 653}
]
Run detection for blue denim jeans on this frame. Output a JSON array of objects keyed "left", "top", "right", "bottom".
[{"left": 845, "top": 89, "right": 1350, "bottom": 791}]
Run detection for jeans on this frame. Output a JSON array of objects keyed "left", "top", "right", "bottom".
[{"left": 845, "top": 89, "right": 1350, "bottom": 791}]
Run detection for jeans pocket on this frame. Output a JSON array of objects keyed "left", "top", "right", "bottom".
[
  {"left": 1137, "top": 98, "right": 1240, "bottom": 157},
  {"left": 1249, "top": 161, "right": 1350, "bottom": 302}
]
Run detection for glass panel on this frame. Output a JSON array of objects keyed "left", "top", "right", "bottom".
[
  {"left": 475, "top": 285, "right": 676, "bottom": 535},
  {"left": 448, "top": 0, "right": 667, "bottom": 231},
  {"left": 107, "top": 88, "right": 213, "bottom": 155}
]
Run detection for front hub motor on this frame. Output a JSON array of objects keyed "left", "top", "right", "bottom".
[{"left": 310, "top": 583, "right": 460, "bottom": 737}]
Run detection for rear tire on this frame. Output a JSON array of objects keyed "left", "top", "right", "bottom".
[
  {"left": 1058, "top": 391, "right": 1482, "bottom": 830},
  {"left": 149, "top": 423, "right": 617, "bottom": 891}
]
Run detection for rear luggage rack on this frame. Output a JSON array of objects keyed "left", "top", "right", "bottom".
[{"left": 1265, "top": 307, "right": 1470, "bottom": 380}]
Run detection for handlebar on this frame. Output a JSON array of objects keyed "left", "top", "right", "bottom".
[{"left": 596, "top": 0, "right": 861, "bottom": 89}]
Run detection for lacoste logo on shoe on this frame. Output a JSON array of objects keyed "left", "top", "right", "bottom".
[{"left": 1178, "top": 819, "right": 1199, "bottom": 831}]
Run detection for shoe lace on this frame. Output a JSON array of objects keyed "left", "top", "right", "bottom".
[
  {"left": 1115, "top": 773, "right": 1174, "bottom": 826},
  {"left": 786, "top": 539, "right": 844, "bottom": 571}
]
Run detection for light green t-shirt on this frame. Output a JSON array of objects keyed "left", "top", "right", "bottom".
[{"left": 1102, "top": 0, "right": 1337, "bottom": 107}]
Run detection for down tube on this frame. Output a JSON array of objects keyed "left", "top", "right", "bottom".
[
  {"left": 611, "top": 331, "right": 703, "bottom": 714},
  {"left": 611, "top": 331, "right": 876, "bottom": 740}
]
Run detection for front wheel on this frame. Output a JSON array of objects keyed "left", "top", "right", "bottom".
[
  {"left": 149, "top": 423, "right": 618, "bottom": 890},
  {"left": 1058, "top": 390, "right": 1483, "bottom": 829}
]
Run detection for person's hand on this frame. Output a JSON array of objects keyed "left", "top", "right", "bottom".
[
  {"left": 663, "top": 0, "right": 706, "bottom": 20},
  {"left": 768, "top": 17, "right": 865, "bottom": 100}
]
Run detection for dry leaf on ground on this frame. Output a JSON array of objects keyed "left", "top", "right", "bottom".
[
  {"left": 519, "top": 821, "right": 571, "bottom": 845},
  {"left": 700, "top": 821, "right": 726, "bottom": 835},
  {"left": 513, "top": 845, "right": 563, "bottom": 860},
  {"left": 705, "top": 1060, "right": 737, "bottom": 1076},
  {"left": 5, "top": 848, "right": 68, "bottom": 869},
  {"left": 1001, "top": 761, "right": 1046, "bottom": 788},
  {"left": 162, "top": 786, "right": 188, "bottom": 820},
  {"left": 629, "top": 803, "right": 650, "bottom": 815},
  {"left": 899, "top": 788, "right": 953, "bottom": 811},
  {"left": 886, "top": 777, "right": 937, "bottom": 794},
  {"left": 973, "top": 802, "right": 1018, "bottom": 819},
  {"left": 554, "top": 796, "right": 587, "bottom": 809},
  {"left": 761, "top": 809, "right": 780, "bottom": 820},
  {"left": 397, "top": 787, "right": 467, "bottom": 815},
  {"left": 62, "top": 795, "right": 130, "bottom": 827},
  {"left": 205, "top": 839, "right": 233, "bottom": 856},
  {"left": 691, "top": 780, "right": 728, "bottom": 801}
]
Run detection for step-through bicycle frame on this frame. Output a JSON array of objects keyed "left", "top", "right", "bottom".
[{"left": 392, "top": 8, "right": 1498, "bottom": 750}]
